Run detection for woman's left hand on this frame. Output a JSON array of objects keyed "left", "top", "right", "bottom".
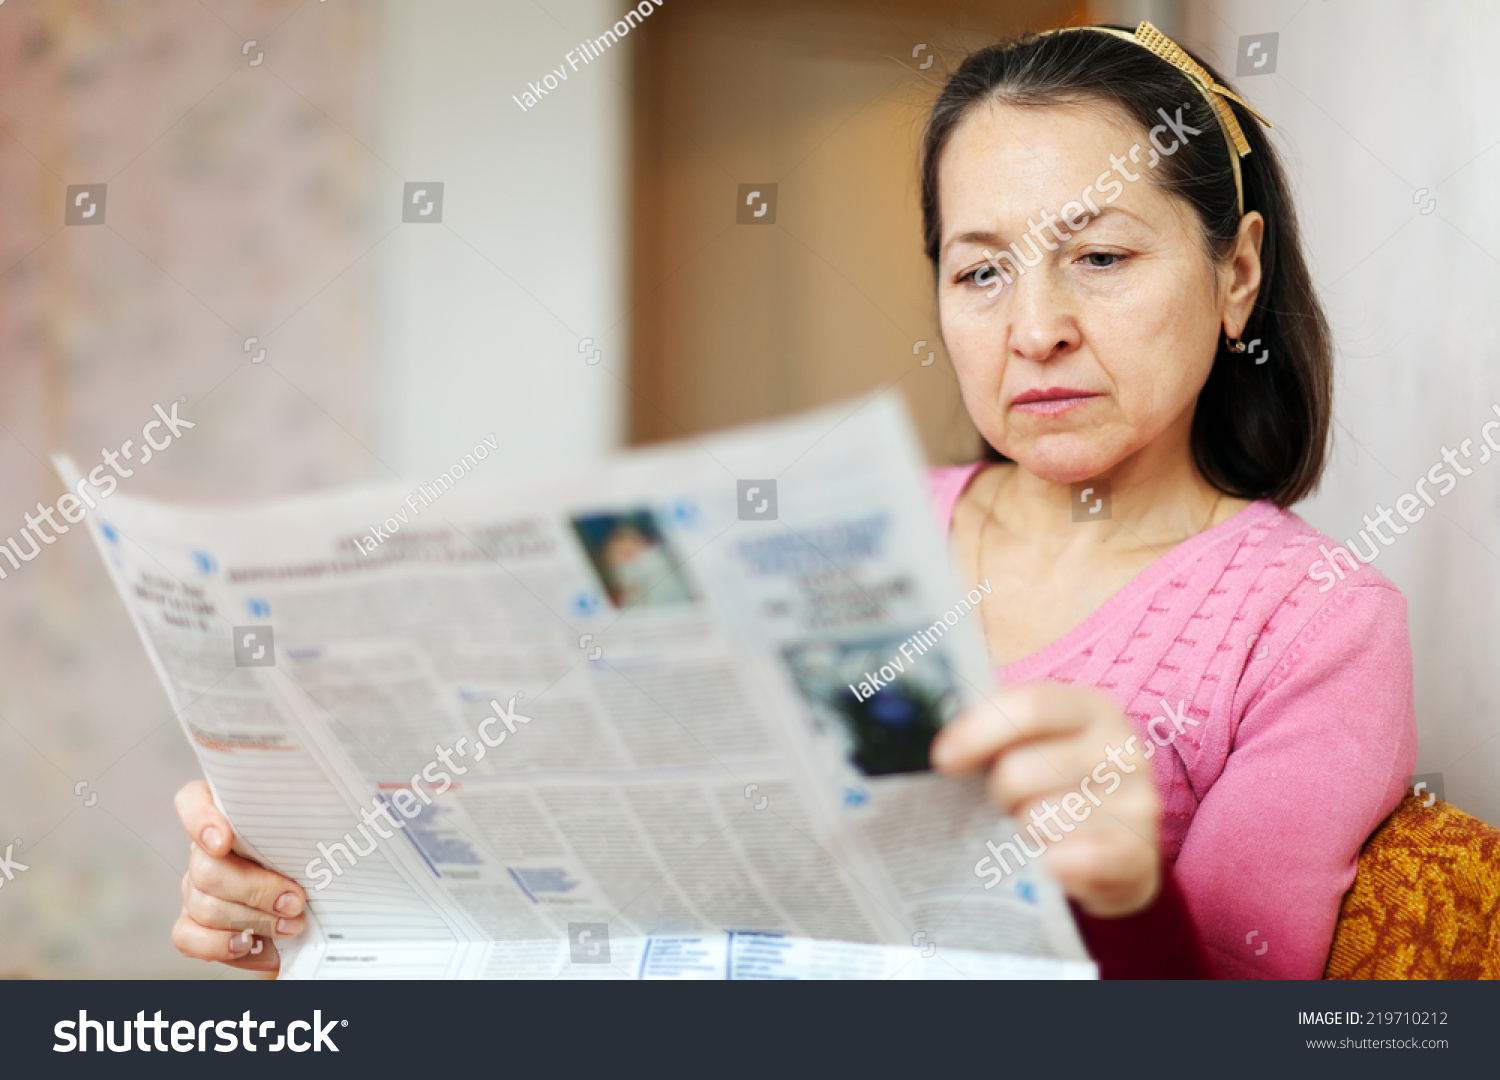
[{"left": 931, "top": 682, "right": 1161, "bottom": 917}]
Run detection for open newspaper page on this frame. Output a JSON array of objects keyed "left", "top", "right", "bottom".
[{"left": 67, "top": 395, "right": 1094, "bottom": 980}]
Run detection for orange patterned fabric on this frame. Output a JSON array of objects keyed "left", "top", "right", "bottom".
[{"left": 1325, "top": 793, "right": 1500, "bottom": 979}]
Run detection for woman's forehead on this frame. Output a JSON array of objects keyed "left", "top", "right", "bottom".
[
  {"left": 937, "top": 100, "right": 1180, "bottom": 245},
  {"left": 942, "top": 100, "right": 1144, "bottom": 199}
]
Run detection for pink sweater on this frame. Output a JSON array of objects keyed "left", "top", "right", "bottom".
[{"left": 929, "top": 465, "right": 1417, "bottom": 979}]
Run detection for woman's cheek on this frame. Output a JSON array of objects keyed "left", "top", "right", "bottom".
[
  {"left": 1118, "top": 354, "right": 1205, "bottom": 438},
  {"left": 952, "top": 350, "right": 1007, "bottom": 442},
  {"left": 942, "top": 308, "right": 1004, "bottom": 393}
]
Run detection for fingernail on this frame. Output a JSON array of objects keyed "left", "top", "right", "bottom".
[
  {"left": 274, "top": 892, "right": 301, "bottom": 916},
  {"left": 229, "top": 928, "right": 253, "bottom": 956},
  {"left": 276, "top": 918, "right": 302, "bottom": 936},
  {"left": 201, "top": 826, "right": 223, "bottom": 852}
]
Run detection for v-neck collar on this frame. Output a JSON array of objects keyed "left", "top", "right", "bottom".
[{"left": 942, "top": 463, "right": 1280, "bottom": 682}]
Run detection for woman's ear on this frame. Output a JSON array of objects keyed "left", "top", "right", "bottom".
[{"left": 1222, "top": 211, "right": 1265, "bottom": 339}]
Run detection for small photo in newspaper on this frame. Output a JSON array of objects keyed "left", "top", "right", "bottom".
[
  {"left": 781, "top": 633, "right": 962, "bottom": 777},
  {"left": 569, "top": 508, "right": 698, "bottom": 609}
]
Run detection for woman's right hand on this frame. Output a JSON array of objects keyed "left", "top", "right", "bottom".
[
  {"left": 171, "top": 780, "right": 306, "bottom": 972},
  {"left": 931, "top": 683, "right": 1162, "bottom": 918}
]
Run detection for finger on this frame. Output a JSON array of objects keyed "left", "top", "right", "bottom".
[
  {"left": 188, "top": 842, "right": 305, "bottom": 919},
  {"left": 931, "top": 701, "right": 1029, "bottom": 774},
  {"left": 983, "top": 736, "right": 1100, "bottom": 812},
  {"left": 932, "top": 686, "right": 1093, "bottom": 773},
  {"left": 1043, "top": 828, "right": 1161, "bottom": 916},
  {"left": 1007, "top": 783, "right": 1159, "bottom": 869},
  {"left": 171, "top": 912, "right": 282, "bottom": 972},
  {"left": 182, "top": 879, "right": 305, "bottom": 939},
  {"left": 175, "top": 779, "right": 234, "bottom": 859}
]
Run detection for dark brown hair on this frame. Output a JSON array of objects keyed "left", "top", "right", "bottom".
[{"left": 920, "top": 27, "right": 1331, "bottom": 507}]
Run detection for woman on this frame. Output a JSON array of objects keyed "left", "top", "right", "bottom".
[{"left": 170, "top": 23, "right": 1416, "bottom": 979}]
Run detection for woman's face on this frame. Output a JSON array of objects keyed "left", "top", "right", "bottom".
[
  {"left": 936, "top": 100, "right": 1240, "bottom": 484},
  {"left": 603, "top": 524, "right": 652, "bottom": 566}
]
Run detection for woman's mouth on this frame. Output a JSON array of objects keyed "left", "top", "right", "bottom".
[{"left": 1010, "top": 387, "right": 1102, "bottom": 416}]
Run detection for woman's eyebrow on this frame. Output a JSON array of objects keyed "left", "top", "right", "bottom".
[
  {"left": 1059, "top": 205, "right": 1139, "bottom": 231},
  {"left": 943, "top": 229, "right": 1005, "bottom": 255},
  {"left": 942, "top": 206, "right": 1145, "bottom": 257}
]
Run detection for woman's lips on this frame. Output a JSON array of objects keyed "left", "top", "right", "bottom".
[{"left": 1010, "top": 388, "right": 1101, "bottom": 416}]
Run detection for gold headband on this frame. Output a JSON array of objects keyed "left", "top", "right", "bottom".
[{"left": 1045, "top": 21, "right": 1272, "bottom": 215}]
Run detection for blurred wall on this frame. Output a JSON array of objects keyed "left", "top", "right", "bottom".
[
  {"left": 625, "top": 0, "right": 1083, "bottom": 463},
  {"left": 0, "top": 0, "right": 625, "bottom": 977},
  {"left": 1181, "top": 0, "right": 1500, "bottom": 829},
  {"left": 375, "top": 0, "right": 625, "bottom": 477}
]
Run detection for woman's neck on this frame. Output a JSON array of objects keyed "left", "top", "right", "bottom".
[{"left": 983, "top": 427, "right": 1243, "bottom": 555}]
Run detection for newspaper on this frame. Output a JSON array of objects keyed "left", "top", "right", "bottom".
[{"left": 66, "top": 395, "right": 1095, "bottom": 980}]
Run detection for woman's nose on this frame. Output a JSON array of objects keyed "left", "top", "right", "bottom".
[{"left": 1006, "top": 274, "right": 1081, "bottom": 364}]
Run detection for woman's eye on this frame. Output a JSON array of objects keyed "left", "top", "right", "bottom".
[
  {"left": 959, "top": 264, "right": 999, "bottom": 288},
  {"left": 1081, "top": 251, "right": 1124, "bottom": 269}
]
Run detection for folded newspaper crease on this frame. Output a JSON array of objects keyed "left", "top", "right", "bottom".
[{"left": 65, "top": 395, "right": 1094, "bottom": 980}]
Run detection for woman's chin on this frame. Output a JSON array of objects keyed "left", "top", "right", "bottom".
[
  {"left": 1000, "top": 440, "right": 1120, "bottom": 486},
  {"left": 1030, "top": 466, "right": 1112, "bottom": 486}
]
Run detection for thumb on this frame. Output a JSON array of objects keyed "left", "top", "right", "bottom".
[{"left": 174, "top": 779, "right": 234, "bottom": 858}]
